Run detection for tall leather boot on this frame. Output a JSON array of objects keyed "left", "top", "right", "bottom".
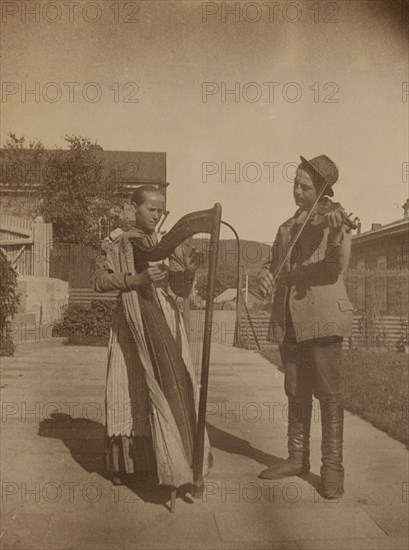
[
  {"left": 320, "top": 397, "right": 344, "bottom": 499},
  {"left": 260, "top": 398, "right": 311, "bottom": 480}
]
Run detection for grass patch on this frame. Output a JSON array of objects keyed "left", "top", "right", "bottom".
[{"left": 260, "top": 347, "right": 408, "bottom": 448}]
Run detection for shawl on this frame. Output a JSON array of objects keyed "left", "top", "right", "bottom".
[{"left": 105, "top": 229, "right": 209, "bottom": 487}]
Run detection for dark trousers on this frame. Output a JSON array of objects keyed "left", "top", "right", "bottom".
[
  {"left": 279, "top": 335, "right": 345, "bottom": 487},
  {"left": 280, "top": 336, "right": 343, "bottom": 403}
]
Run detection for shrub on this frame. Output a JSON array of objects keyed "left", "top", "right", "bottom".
[
  {"left": 53, "top": 299, "right": 117, "bottom": 345},
  {"left": 0, "top": 250, "right": 20, "bottom": 356}
]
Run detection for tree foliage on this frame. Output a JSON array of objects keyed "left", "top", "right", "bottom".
[
  {"left": 195, "top": 263, "right": 238, "bottom": 300},
  {"left": 1, "top": 133, "right": 45, "bottom": 218},
  {"left": 38, "top": 135, "right": 126, "bottom": 245},
  {"left": 2, "top": 133, "right": 128, "bottom": 245}
]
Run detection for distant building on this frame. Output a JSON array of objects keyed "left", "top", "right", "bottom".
[
  {"left": 349, "top": 199, "right": 409, "bottom": 270},
  {"left": 345, "top": 199, "right": 409, "bottom": 316},
  {"left": 215, "top": 287, "right": 264, "bottom": 310}
]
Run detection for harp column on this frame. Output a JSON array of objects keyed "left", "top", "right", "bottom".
[{"left": 192, "top": 203, "right": 222, "bottom": 495}]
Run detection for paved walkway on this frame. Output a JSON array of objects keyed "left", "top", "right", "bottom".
[{"left": 0, "top": 339, "right": 408, "bottom": 550}]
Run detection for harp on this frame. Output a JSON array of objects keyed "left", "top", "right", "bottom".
[{"left": 130, "top": 203, "right": 222, "bottom": 508}]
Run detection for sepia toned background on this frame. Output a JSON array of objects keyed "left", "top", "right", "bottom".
[
  {"left": 1, "top": 0, "right": 408, "bottom": 241},
  {"left": 1, "top": 2, "right": 409, "bottom": 549}
]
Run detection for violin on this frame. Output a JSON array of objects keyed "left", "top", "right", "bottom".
[
  {"left": 262, "top": 196, "right": 358, "bottom": 294},
  {"left": 296, "top": 197, "right": 358, "bottom": 231}
]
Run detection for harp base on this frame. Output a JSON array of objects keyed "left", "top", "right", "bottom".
[
  {"left": 169, "top": 481, "right": 204, "bottom": 512},
  {"left": 170, "top": 489, "right": 177, "bottom": 513},
  {"left": 191, "top": 479, "right": 204, "bottom": 499}
]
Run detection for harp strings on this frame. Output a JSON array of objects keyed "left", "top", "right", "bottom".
[{"left": 186, "top": 232, "right": 213, "bottom": 386}]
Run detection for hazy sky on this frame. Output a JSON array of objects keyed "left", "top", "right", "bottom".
[{"left": 2, "top": 0, "right": 408, "bottom": 242}]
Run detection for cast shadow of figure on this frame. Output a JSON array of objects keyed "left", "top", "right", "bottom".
[
  {"left": 205, "top": 422, "right": 321, "bottom": 493},
  {"left": 38, "top": 413, "right": 108, "bottom": 478},
  {"left": 37, "top": 413, "right": 180, "bottom": 511},
  {"left": 38, "top": 414, "right": 321, "bottom": 509}
]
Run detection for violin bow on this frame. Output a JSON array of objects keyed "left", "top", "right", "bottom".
[{"left": 271, "top": 183, "right": 329, "bottom": 285}]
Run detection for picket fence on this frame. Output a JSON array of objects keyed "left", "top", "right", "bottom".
[
  {"left": 68, "top": 288, "right": 119, "bottom": 304},
  {"left": 239, "top": 314, "right": 409, "bottom": 352}
]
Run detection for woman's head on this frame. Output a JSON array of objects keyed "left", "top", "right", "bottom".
[
  {"left": 131, "top": 185, "right": 164, "bottom": 206},
  {"left": 131, "top": 186, "right": 165, "bottom": 233}
]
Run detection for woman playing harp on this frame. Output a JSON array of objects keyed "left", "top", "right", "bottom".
[{"left": 92, "top": 185, "right": 212, "bottom": 489}]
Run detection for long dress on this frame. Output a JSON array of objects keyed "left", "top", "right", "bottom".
[{"left": 92, "top": 228, "right": 212, "bottom": 487}]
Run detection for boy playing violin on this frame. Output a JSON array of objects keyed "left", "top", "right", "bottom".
[{"left": 256, "top": 155, "right": 354, "bottom": 499}]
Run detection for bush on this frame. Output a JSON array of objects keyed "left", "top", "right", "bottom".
[
  {"left": 53, "top": 299, "right": 117, "bottom": 345},
  {"left": 0, "top": 250, "right": 20, "bottom": 356}
]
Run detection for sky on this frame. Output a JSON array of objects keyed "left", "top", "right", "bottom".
[{"left": 1, "top": 0, "right": 408, "bottom": 242}]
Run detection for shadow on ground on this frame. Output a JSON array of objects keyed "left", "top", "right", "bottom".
[
  {"left": 206, "top": 423, "right": 320, "bottom": 491},
  {"left": 38, "top": 414, "right": 320, "bottom": 509}
]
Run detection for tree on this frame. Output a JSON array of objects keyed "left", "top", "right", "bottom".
[
  {"left": 195, "top": 263, "right": 237, "bottom": 300},
  {"left": 1, "top": 133, "right": 45, "bottom": 218},
  {"left": 38, "top": 135, "right": 126, "bottom": 245}
]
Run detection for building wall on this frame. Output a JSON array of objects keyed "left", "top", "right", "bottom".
[
  {"left": 49, "top": 243, "right": 98, "bottom": 288},
  {"left": 17, "top": 275, "right": 69, "bottom": 324},
  {"left": 350, "top": 232, "right": 408, "bottom": 269}
]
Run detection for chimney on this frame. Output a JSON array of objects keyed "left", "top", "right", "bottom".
[
  {"left": 403, "top": 199, "right": 409, "bottom": 219},
  {"left": 371, "top": 223, "right": 382, "bottom": 230}
]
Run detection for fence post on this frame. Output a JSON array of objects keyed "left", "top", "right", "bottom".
[{"left": 233, "top": 271, "right": 243, "bottom": 347}]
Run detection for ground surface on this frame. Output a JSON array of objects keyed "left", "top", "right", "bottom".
[{"left": 0, "top": 339, "right": 408, "bottom": 550}]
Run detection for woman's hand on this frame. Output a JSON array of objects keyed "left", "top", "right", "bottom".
[
  {"left": 181, "top": 245, "right": 204, "bottom": 282},
  {"left": 125, "top": 267, "right": 167, "bottom": 290}
]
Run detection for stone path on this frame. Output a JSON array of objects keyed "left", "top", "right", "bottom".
[{"left": 0, "top": 340, "right": 407, "bottom": 549}]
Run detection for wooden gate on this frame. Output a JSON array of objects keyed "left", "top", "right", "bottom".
[{"left": 0, "top": 214, "right": 53, "bottom": 277}]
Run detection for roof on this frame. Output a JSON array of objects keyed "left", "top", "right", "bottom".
[
  {"left": 215, "top": 288, "right": 238, "bottom": 303},
  {"left": 96, "top": 150, "right": 166, "bottom": 183},
  {"left": 353, "top": 217, "right": 409, "bottom": 244}
]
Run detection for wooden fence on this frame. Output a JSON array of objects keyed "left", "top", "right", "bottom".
[
  {"left": 0, "top": 213, "right": 52, "bottom": 277},
  {"left": 238, "top": 314, "right": 409, "bottom": 352},
  {"left": 64, "top": 287, "right": 409, "bottom": 353},
  {"left": 68, "top": 288, "right": 118, "bottom": 305}
]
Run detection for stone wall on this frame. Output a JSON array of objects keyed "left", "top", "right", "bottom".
[{"left": 16, "top": 275, "right": 69, "bottom": 324}]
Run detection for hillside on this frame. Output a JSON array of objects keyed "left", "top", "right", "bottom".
[
  {"left": 193, "top": 238, "right": 271, "bottom": 275},
  {"left": 217, "top": 239, "right": 271, "bottom": 274}
]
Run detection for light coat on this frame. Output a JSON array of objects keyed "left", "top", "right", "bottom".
[{"left": 259, "top": 212, "right": 354, "bottom": 344}]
